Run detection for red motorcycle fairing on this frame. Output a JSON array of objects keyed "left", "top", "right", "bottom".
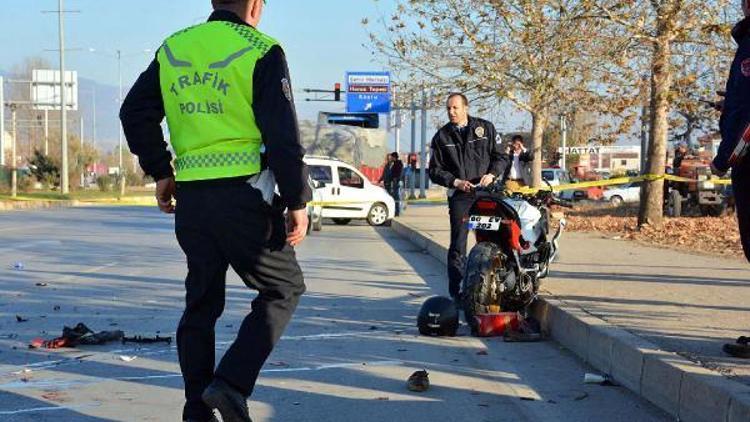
[{"left": 468, "top": 197, "right": 524, "bottom": 252}]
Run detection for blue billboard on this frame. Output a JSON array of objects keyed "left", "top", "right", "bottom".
[{"left": 345, "top": 71, "right": 391, "bottom": 114}]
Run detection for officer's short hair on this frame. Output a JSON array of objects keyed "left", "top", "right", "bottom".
[
  {"left": 212, "top": 0, "right": 248, "bottom": 6},
  {"left": 447, "top": 93, "right": 469, "bottom": 107}
]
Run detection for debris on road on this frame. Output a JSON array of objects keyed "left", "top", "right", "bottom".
[
  {"left": 29, "top": 323, "right": 124, "bottom": 349},
  {"left": 504, "top": 317, "right": 544, "bottom": 342},
  {"left": 121, "top": 335, "right": 172, "bottom": 345},
  {"left": 475, "top": 312, "right": 520, "bottom": 337},
  {"left": 35, "top": 282, "right": 47, "bottom": 287},
  {"left": 583, "top": 373, "right": 616, "bottom": 386},
  {"left": 12, "top": 262, "right": 24, "bottom": 270},
  {"left": 406, "top": 369, "right": 430, "bottom": 392},
  {"left": 119, "top": 355, "right": 138, "bottom": 362},
  {"left": 16, "top": 315, "right": 28, "bottom": 323},
  {"left": 574, "top": 392, "right": 589, "bottom": 401}
]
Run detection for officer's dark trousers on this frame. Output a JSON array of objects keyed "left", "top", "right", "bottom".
[
  {"left": 447, "top": 191, "right": 475, "bottom": 297},
  {"left": 174, "top": 179, "right": 305, "bottom": 420},
  {"left": 733, "top": 167, "right": 750, "bottom": 262}
]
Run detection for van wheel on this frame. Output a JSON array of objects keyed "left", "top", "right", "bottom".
[
  {"left": 332, "top": 218, "right": 351, "bottom": 225},
  {"left": 609, "top": 195, "right": 623, "bottom": 206},
  {"left": 313, "top": 215, "right": 323, "bottom": 231},
  {"left": 367, "top": 203, "right": 389, "bottom": 226}
]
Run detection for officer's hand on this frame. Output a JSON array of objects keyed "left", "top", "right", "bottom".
[
  {"left": 286, "top": 208, "right": 309, "bottom": 247},
  {"left": 479, "top": 174, "right": 496, "bottom": 187},
  {"left": 453, "top": 179, "right": 473, "bottom": 192},
  {"left": 710, "top": 162, "right": 727, "bottom": 178},
  {"left": 713, "top": 91, "right": 726, "bottom": 112},
  {"left": 155, "top": 177, "right": 176, "bottom": 214}
]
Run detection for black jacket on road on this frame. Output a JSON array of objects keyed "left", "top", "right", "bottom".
[
  {"left": 119, "top": 10, "right": 310, "bottom": 210},
  {"left": 428, "top": 116, "right": 509, "bottom": 188}
]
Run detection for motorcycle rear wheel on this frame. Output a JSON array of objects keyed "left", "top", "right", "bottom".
[{"left": 461, "top": 242, "right": 503, "bottom": 334}]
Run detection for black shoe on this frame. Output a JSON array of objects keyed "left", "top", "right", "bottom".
[
  {"left": 723, "top": 342, "right": 750, "bottom": 358},
  {"left": 202, "top": 378, "right": 252, "bottom": 422}
]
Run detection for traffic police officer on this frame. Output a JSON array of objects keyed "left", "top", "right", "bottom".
[
  {"left": 713, "top": 0, "right": 750, "bottom": 358},
  {"left": 428, "top": 93, "right": 508, "bottom": 301},
  {"left": 120, "top": 1, "right": 311, "bottom": 420}
]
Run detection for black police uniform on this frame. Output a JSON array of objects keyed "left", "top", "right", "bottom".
[
  {"left": 120, "top": 10, "right": 311, "bottom": 421},
  {"left": 716, "top": 17, "right": 750, "bottom": 262},
  {"left": 428, "top": 116, "right": 508, "bottom": 298}
]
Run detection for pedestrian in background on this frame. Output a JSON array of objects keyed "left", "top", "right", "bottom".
[{"left": 502, "top": 134, "right": 533, "bottom": 191}]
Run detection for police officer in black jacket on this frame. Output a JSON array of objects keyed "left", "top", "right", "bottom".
[
  {"left": 714, "top": 0, "right": 750, "bottom": 359},
  {"left": 429, "top": 93, "right": 509, "bottom": 300}
]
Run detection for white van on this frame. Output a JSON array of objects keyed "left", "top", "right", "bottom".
[
  {"left": 541, "top": 168, "right": 575, "bottom": 200},
  {"left": 304, "top": 156, "right": 396, "bottom": 226}
]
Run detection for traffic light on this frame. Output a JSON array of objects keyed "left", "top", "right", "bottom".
[{"left": 334, "top": 83, "right": 341, "bottom": 102}]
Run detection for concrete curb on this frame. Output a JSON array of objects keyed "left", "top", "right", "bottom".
[{"left": 391, "top": 218, "right": 750, "bottom": 422}]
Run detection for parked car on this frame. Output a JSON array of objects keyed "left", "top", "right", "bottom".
[
  {"left": 304, "top": 156, "right": 395, "bottom": 226},
  {"left": 602, "top": 182, "right": 641, "bottom": 206},
  {"left": 541, "top": 168, "right": 576, "bottom": 200}
]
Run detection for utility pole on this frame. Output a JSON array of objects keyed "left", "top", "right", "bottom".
[
  {"left": 0, "top": 76, "right": 4, "bottom": 167},
  {"left": 91, "top": 86, "right": 97, "bottom": 148},
  {"left": 10, "top": 106, "right": 17, "bottom": 198},
  {"left": 560, "top": 115, "right": 568, "bottom": 170},
  {"left": 58, "top": 0, "right": 69, "bottom": 195},
  {"left": 394, "top": 109, "right": 401, "bottom": 154},
  {"left": 419, "top": 87, "right": 427, "bottom": 199},
  {"left": 117, "top": 49, "right": 126, "bottom": 197},
  {"left": 409, "top": 99, "right": 417, "bottom": 200},
  {"left": 44, "top": 109, "right": 49, "bottom": 155},
  {"left": 80, "top": 115, "right": 85, "bottom": 187}
]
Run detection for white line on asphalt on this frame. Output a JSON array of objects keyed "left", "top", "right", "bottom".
[
  {"left": 2, "top": 331, "right": 405, "bottom": 377},
  {"left": 0, "top": 402, "right": 102, "bottom": 415},
  {"left": 0, "top": 360, "right": 404, "bottom": 391}
]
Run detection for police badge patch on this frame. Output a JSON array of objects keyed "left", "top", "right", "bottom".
[
  {"left": 281, "top": 78, "right": 293, "bottom": 102},
  {"left": 475, "top": 126, "right": 485, "bottom": 138},
  {"left": 742, "top": 58, "right": 750, "bottom": 78}
]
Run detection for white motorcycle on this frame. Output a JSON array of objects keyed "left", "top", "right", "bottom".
[{"left": 461, "top": 181, "right": 569, "bottom": 333}]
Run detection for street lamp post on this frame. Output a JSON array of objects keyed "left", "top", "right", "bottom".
[
  {"left": 58, "top": 0, "right": 69, "bottom": 195},
  {"left": 87, "top": 48, "right": 150, "bottom": 198}
]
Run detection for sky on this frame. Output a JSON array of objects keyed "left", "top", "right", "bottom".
[
  {"left": 0, "top": 0, "right": 529, "bottom": 149},
  {"left": 0, "top": 0, "right": 399, "bottom": 115}
]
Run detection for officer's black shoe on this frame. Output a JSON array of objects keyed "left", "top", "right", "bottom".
[
  {"left": 723, "top": 342, "right": 750, "bottom": 359},
  {"left": 183, "top": 416, "right": 218, "bottom": 422},
  {"left": 202, "top": 378, "right": 252, "bottom": 422}
]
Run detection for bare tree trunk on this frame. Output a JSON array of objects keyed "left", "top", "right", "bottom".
[
  {"left": 530, "top": 110, "right": 549, "bottom": 188},
  {"left": 638, "top": 28, "right": 672, "bottom": 228}
]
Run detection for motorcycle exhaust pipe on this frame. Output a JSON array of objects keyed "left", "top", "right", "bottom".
[{"left": 550, "top": 218, "right": 567, "bottom": 263}]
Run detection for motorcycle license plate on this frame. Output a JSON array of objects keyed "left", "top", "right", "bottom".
[{"left": 468, "top": 215, "right": 501, "bottom": 231}]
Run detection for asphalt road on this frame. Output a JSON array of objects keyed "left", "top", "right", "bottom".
[{"left": 0, "top": 206, "right": 668, "bottom": 421}]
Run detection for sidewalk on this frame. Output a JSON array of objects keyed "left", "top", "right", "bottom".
[{"left": 394, "top": 203, "right": 750, "bottom": 421}]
